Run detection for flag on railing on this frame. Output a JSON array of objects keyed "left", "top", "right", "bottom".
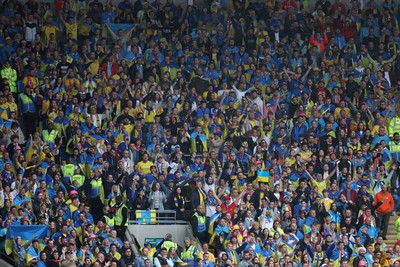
[{"left": 136, "top": 210, "right": 157, "bottom": 224}]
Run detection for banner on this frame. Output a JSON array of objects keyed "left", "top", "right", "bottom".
[
  {"left": 5, "top": 225, "right": 50, "bottom": 255},
  {"left": 107, "top": 22, "right": 135, "bottom": 33}
]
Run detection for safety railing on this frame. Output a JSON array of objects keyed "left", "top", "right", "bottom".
[{"left": 129, "top": 210, "right": 188, "bottom": 225}]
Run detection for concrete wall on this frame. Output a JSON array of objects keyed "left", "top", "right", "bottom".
[{"left": 127, "top": 224, "right": 196, "bottom": 248}]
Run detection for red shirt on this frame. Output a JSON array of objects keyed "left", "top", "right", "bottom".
[{"left": 221, "top": 201, "right": 236, "bottom": 216}]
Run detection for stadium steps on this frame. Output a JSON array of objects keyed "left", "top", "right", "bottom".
[{"left": 387, "top": 215, "right": 399, "bottom": 248}]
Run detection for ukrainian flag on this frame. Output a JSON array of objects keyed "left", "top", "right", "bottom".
[
  {"left": 257, "top": 170, "right": 270, "bottom": 184},
  {"left": 5, "top": 225, "right": 50, "bottom": 255}
]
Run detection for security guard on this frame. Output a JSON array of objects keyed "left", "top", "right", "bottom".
[
  {"left": 42, "top": 122, "right": 58, "bottom": 150},
  {"left": 191, "top": 205, "right": 207, "bottom": 244},
  {"left": 114, "top": 195, "right": 128, "bottom": 240},
  {"left": 19, "top": 85, "right": 38, "bottom": 136},
  {"left": 181, "top": 237, "right": 197, "bottom": 267},
  {"left": 389, "top": 111, "right": 400, "bottom": 138},
  {"left": 101, "top": 206, "right": 115, "bottom": 229},
  {"left": 160, "top": 233, "right": 178, "bottom": 252},
  {"left": 70, "top": 168, "right": 85, "bottom": 188},
  {"left": 389, "top": 132, "right": 400, "bottom": 163},
  {"left": 61, "top": 157, "right": 76, "bottom": 184},
  {"left": 1, "top": 60, "right": 17, "bottom": 97}
]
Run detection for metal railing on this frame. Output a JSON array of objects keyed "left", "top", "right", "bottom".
[{"left": 129, "top": 210, "right": 188, "bottom": 225}]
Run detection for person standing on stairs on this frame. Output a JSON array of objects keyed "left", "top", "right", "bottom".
[
  {"left": 391, "top": 162, "right": 400, "bottom": 215},
  {"left": 395, "top": 216, "right": 400, "bottom": 241},
  {"left": 374, "top": 185, "right": 395, "bottom": 240}
]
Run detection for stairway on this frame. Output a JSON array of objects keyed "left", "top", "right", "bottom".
[{"left": 387, "top": 215, "right": 399, "bottom": 248}]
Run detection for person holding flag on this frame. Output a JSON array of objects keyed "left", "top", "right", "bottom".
[{"left": 11, "top": 234, "right": 38, "bottom": 267}]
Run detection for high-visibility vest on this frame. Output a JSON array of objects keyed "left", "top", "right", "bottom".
[
  {"left": 1, "top": 67, "right": 17, "bottom": 93},
  {"left": 90, "top": 178, "right": 102, "bottom": 198},
  {"left": 161, "top": 240, "right": 178, "bottom": 252},
  {"left": 19, "top": 93, "right": 36, "bottom": 113},
  {"left": 389, "top": 117, "right": 400, "bottom": 137},
  {"left": 103, "top": 214, "right": 115, "bottom": 227},
  {"left": 61, "top": 164, "right": 75, "bottom": 178},
  {"left": 71, "top": 174, "right": 85, "bottom": 187},
  {"left": 389, "top": 140, "right": 400, "bottom": 152},
  {"left": 42, "top": 129, "right": 58, "bottom": 143},
  {"left": 192, "top": 213, "right": 206, "bottom": 233},
  {"left": 115, "top": 204, "right": 128, "bottom": 226},
  {"left": 181, "top": 245, "right": 196, "bottom": 266}
]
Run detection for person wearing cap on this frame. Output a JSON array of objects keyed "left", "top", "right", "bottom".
[{"left": 353, "top": 247, "right": 368, "bottom": 267}]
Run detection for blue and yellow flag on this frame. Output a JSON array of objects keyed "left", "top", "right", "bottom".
[
  {"left": 257, "top": 170, "right": 270, "bottom": 184},
  {"left": 5, "top": 225, "right": 50, "bottom": 255}
]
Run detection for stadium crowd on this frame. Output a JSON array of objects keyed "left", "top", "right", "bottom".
[{"left": 1, "top": 0, "right": 400, "bottom": 267}]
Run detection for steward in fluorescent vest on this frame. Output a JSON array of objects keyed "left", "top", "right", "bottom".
[
  {"left": 191, "top": 205, "right": 207, "bottom": 244},
  {"left": 181, "top": 237, "right": 197, "bottom": 267},
  {"left": 160, "top": 233, "right": 178, "bottom": 252}
]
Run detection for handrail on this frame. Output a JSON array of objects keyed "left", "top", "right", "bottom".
[
  {"left": 129, "top": 210, "right": 185, "bottom": 225},
  {"left": 0, "top": 249, "right": 16, "bottom": 267}
]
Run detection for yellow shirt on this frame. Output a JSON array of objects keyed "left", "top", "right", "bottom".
[
  {"left": 42, "top": 25, "right": 58, "bottom": 43},
  {"left": 137, "top": 161, "right": 154, "bottom": 175},
  {"left": 322, "top": 198, "right": 334, "bottom": 211},
  {"left": 371, "top": 125, "right": 388, "bottom": 136},
  {"left": 299, "top": 150, "right": 312, "bottom": 162},
  {"left": 284, "top": 157, "right": 296, "bottom": 168},
  {"left": 78, "top": 22, "right": 92, "bottom": 36},
  {"left": 334, "top": 107, "right": 351, "bottom": 120},
  {"left": 7, "top": 102, "right": 17, "bottom": 114},
  {"left": 310, "top": 178, "right": 329, "bottom": 194},
  {"left": 0, "top": 102, "right": 9, "bottom": 120},
  {"left": 68, "top": 113, "right": 85, "bottom": 123},
  {"left": 64, "top": 22, "right": 78, "bottom": 40}
]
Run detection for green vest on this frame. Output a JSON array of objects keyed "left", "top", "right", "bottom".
[
  {"left": 115, "top": 204, "right": 128, "bottom": 226},
  {"left": 192, "top": 213, "right": 206, "bottom": 232},
  {"left": 42, "top": 129, "right": 58, "bottom": 143},
  {"left": 71, "top": 174, "right": 85, "bottom": 187},
  {"left": 103, "top": 214, "right": 115, "bottom": 227},
  {"left": 161, "top": 240, "right": 178, "bottom": 252},
  {"left": 181, "top": 245, "right": 196, "bottom": 264},
  {"left": 1, "top": 68, "right": 17, "bottom": 93},
  {"left": 389, "top": 140, "right": 400, "bottom": 152},
  {"left": 62, "top": 164, "right": 75, "bottom": 177},
  {"left": 90, "top": 178, "right": 102, "bottom": 198}
]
